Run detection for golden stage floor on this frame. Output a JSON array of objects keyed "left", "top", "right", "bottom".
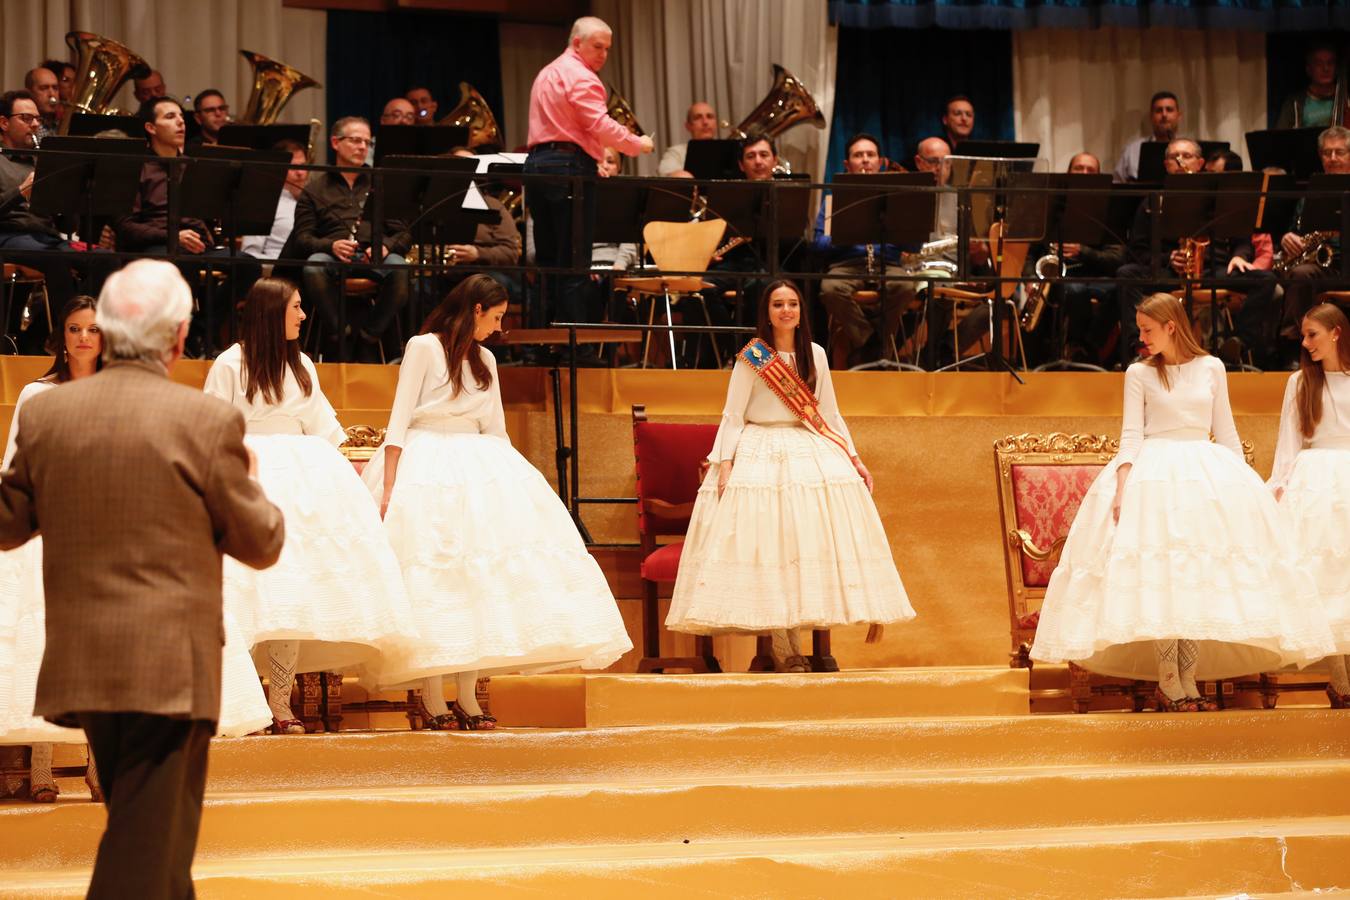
[{"left": 5, "top": 670, "right": 1350, "bottom": 898}]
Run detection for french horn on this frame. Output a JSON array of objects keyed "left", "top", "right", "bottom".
[
  {"left": 59, "top": 31, "right": 151, "bottom": 134},
  {"left": 731, "top": 64, "right": 825, "bottom": 142},
  {"left": 438, "top": 82, "right": 503, "bottom": 149},
  {"left": 237, "top": 50, "right": 321, "bottom": 125},
  {"left": 605, "top": 85, "right": 645, "bottom": 136}
]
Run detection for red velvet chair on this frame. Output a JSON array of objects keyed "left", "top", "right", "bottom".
[{"left": 632, "top": 404, "right": 721, "bottom": 672}]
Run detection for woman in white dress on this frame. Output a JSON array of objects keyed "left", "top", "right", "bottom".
[
  {"left": 1031, "top": 293, "right": 1335, "bottom": 710},
  {"left": 364, "top": 275, "right": 630, "bottom": 729},
  {"left": 205, "top": 278, "right": 416, "bottom": 733},
  {"left": 1269, "top": 302, "right": 1350, "bottom": 707},
  {"left": 1, "top": 298, "right": 273, "bottom": 803},
  {"left": 665, "top": 280, "right": 915, "bottom": 672}
]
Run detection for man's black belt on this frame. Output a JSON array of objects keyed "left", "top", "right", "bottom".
[{"left": 530, "top": 141, "right": 584, "bottom": 154}]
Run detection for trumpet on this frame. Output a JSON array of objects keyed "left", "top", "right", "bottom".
[{"left": 1020, "top": 253, "right": 1065, "bottom": 332}]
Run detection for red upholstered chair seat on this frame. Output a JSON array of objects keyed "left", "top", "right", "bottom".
[
  {"left": 640, "top": 541, "right": 685, "bottom": 583},
  {"left": 1009, "top": 463, "right": 1101, "bottom": 588}
]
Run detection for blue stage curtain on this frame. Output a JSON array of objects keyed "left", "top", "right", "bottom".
[
  {"left": 325, "top": 10, "right": 504, "bottom": 162},
  {"left": 825, "top": 27, "right": 1014, "bottom": 177},
  {"left": 829, "top": 0, "right": 1350, "bottom": 31}
]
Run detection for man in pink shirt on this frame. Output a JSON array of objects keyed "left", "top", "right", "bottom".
[{"left": 525, "top": 15, "right": 653, "bottom": 362}]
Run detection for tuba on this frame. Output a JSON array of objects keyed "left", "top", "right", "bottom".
[
  {"left": 237, "top": 50, "right": 321, "bottom": 125},
  {"left": 438, "top": 82, "right": 503, "bottom": 149},
  {"left": 605, "top": 85, "right": 645, "bottom": 136},
  {"left": 731, "top": 64, "right": 825, "bottom": 142},
  {"left": 59, "top": 31, "right": 151, "bottom": 134}
]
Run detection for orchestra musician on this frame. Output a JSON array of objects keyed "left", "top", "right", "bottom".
[{"left": 1278, "top": 126, "right": 1349, "bottom": 362}]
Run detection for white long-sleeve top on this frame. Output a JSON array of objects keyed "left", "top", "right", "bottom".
[
  {"left": 203, "top": 343, "right": 345, "bottom": 447},
  {"left": 1116, "top": 356, "right": 1243, "bottom": 466},
  {"left": 709, "top": 343, "right": 856, "bottom": 462},
  {"left": 383, "top": 333, "right": 508, "bottom": 448},
  {"left": 1269, "top": 370, "right": 1350, "bottom": 489},
  {"left": 3, "top": 380, "right": 55, "bottom": 470}
]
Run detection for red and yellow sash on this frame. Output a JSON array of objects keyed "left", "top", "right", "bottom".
[{"left": 738, "top": 338, "right": 851, "bottom": 456}]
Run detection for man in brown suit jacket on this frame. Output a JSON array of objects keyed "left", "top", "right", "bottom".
[{"left": 0, "top": 259, "right": 284, "bottom": 900}]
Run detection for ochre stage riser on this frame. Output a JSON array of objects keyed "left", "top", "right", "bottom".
[
  {"left": 0, "top": 360, "right": 1295, "bottom": 672},
  {"left": 11, "top": 823, "right": 1350, "bottom": 899}
]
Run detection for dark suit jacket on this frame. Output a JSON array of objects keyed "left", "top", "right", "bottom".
[{"left": 0, "top": 361, "right": 284, "bottom": 727}]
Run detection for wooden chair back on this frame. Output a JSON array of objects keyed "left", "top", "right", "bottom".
[{"left": 643, "top": 219, "right": 727, "bottom": 276}]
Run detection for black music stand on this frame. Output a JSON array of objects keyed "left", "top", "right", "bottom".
[
  {"left": 67, "top": 113, "right": 143, "bottom": 139},
  {"left": 374, "top": 125, "right": 469, "bottom": 163},
  {"left": 29, "top": 136, "right": 145, "bottom": 247},
  {"left": 1301, "top": 174, "right": 1350, "bottom": 278},
  {"left": 217, "top": 124, "right": 311, "bottom": 152},
  {"left": 1246, "top": 128, "right": 1323, "bottom": 180},
  {"left": 684, "top": 140, "right": 741, "bottom": 180},
  {"left": 1004, "top": 173, "right": 1113, "bottom": 371},
  {"left": 957, "top": 140, "right": 1040, "bottom": 159},
  {"left": 1137, "top": 140, "right": 1231, "bottom": 183},
  {"left": 1258, "top": 172, "right": 1300, "bottom": 240}
]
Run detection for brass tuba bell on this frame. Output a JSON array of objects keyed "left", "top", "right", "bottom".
[
  {"left": 731, "top": 64, "right": 825, "bottom": 142},
  {"left": 237, "top": 50, "right": 321, "bottom": 125},
  {"left": 605, "top": 85, "right": 645, "bottom": 136},
  {"left": 59, "top": 31, "right": 151, "bottom": 134},
  {"left": 438, "top": 82, "right": 503, "bottom": 149}
]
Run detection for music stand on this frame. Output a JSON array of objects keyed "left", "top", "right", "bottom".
[
  {"left": 1246, "top": 128, "right": 1323, "bottom": 180},
  {"left": 684, "top": 140, "right": 741, "bottom": 180},
  {"left": 957, "top": 140, "right": 1040, "bottom": 159},
  {"left": 1300, "top": 173, "right": 1350, "bottom": 278},
  {"left": 1258, "top": 172, "right": 1300, "bottom": 239},
  {"left": 217, "top": 124, "right": 311, "bottom": 152},
  {"left": 374, "top": 125, "right": 469, "bottom": 163},
  {"left": 379, "top": 154, "right": 485, "bottom": 253},
  {"left": 1137, "top": 140, "right": 1231, "bottom": 183},
  {"left": 67, "top": 113, "right": 144, "bottom": 139},
  {"left": 29, "top": 136, "right": 146, "bottom": 246}
]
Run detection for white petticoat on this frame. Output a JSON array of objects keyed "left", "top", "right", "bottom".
[
  {"left": 1278, "top": 447, "right": 1350, "bottom": 652},
  {"left": 0, "top": 539, "right": 272, "bottom": 742},
  {"left": 361, "top": 428, "right": 631, "bottom": 686},
  {"left": 1030, "top": 436, "right": 1337, "bottom": 679},
  {"left": 666, "top": 423, "right": 915, "bottom": 634},
  {"left": 224, "top": 434, "right": 419, "bottom": 675}
]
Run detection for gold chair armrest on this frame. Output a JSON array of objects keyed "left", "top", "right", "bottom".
[{"left": 1010, "top": 529, "right": 1066, "bottom": 564}]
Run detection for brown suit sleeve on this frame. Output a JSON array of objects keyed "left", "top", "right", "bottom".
[
  {"left": 0, "top": 423, "right": 38, "bottom": 551},
  {"left": 206, "top": 411, "right": 285, "bottom": 569}
]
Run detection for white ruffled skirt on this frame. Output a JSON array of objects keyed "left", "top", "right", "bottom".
[
  {"left": 666, "top": 423, "right": 915, "bottom": 634},
  {"left": 1030, "top": 436, "right": 1337, "bottom": 679},
  {"left": 361, "top": 426, "right": 631, "bottom": 686},
  {"left": 1277, "top": 447, "right": 1350, "bottom": 652},
  {"left": 0, "top": 539, "right": 272, "bottom": 742},
  {"left": 224, "top": 434, "right": 418, "bottom": 675}
]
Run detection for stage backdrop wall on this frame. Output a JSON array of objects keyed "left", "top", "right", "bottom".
[
  {"left": 1011, "top": 27, "right": 1268, "bottom": 174},
  {"left": 589, "top": 0, "right": 837, "bottom": 181},
  {"left": 0, "top": 0, "right": 326, "bottom": 137}
]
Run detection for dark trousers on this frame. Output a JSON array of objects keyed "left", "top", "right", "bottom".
[
  {"left": 524, "top": 146, "right": 596, "bottom": 327},
  {"left": 0, "top": 233, "right": 116, "bottom": 351},
  {"left": 78, "top": 713, "right": 213, "bottom": 900}
]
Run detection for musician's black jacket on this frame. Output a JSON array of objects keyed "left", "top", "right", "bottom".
[{"left": 291, "top": 166, "right": 411, "bottom": 259}]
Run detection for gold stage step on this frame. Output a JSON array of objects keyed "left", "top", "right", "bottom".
[
  {"left": 486, "top": 667, "right": 1031, "bottom": 727},
  {"left": 10, "top": 817, "right": 1350, "bottom": 898}
]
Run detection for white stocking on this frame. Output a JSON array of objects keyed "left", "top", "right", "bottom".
[
  {"left": 770, "top": 629, "right": 802, "bottom": 669},
  {"left": 29, "top": 742, "right": 55, "bottom": 793},
  {"left": 1327, "top": 655, "right": 1350, "bottom": 696},
  {"left": 1177, "top": 639, "right": 1201, "bottom": 698},
  {"left": 267, "top": 641, "right": 300, "bottom": 721},
  {"left": 421, "top": 676, "right": 449, "bottom": 718},
  {"left": 456, "top": 671, "right": 483, "bottom": 717},
  {"left": 1155, "top": 640, "right": 1185, "bottom": 701}
]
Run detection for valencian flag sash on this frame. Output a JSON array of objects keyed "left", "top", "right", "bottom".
[{"left": 737, "top": 338, "right": 851, "bottom": 456}]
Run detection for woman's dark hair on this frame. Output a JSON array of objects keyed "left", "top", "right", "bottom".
[
  {"left": 754, "top": 279, "right": 816, "bottom": 390},
  {"left": 1296, "top": 302, "right": 1350, "bottom": 438},
  {"left": 237, "top": 277, "right": 311, "bottom": 404},
  {"left": 41, "top": 295, "right": 102, "bottom": 383},
  {"left": 420, "top": 274, "right": 508, "bottom": 397}
]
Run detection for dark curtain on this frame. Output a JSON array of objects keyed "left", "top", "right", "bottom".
[
  {"left": 829, "top": 0, "right": 1350, "bottom": 30},
  {"left": 825, "top": 28, "right": 1014, "bottom": 176},
  {"left": 1266, "top": 31, "right": 1350, "bottom": 127},
  {"left": 325, "top": 11, "right": 503, "bottom": 163}
]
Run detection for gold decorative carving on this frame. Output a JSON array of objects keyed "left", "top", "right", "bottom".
[{"left": 339, "top": 424, "right": 386, "bottom": 462}]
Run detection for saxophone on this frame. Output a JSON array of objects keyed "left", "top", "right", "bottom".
[
  {"left": 1273, "top": 231, "right": 1337, "bottom": 275},
  {"left": 1020, "top": 253, "right": 1064, "bottom": 332},
  {"left": 1179, "top": 237, "right": 1210, "bottom": 280}
]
